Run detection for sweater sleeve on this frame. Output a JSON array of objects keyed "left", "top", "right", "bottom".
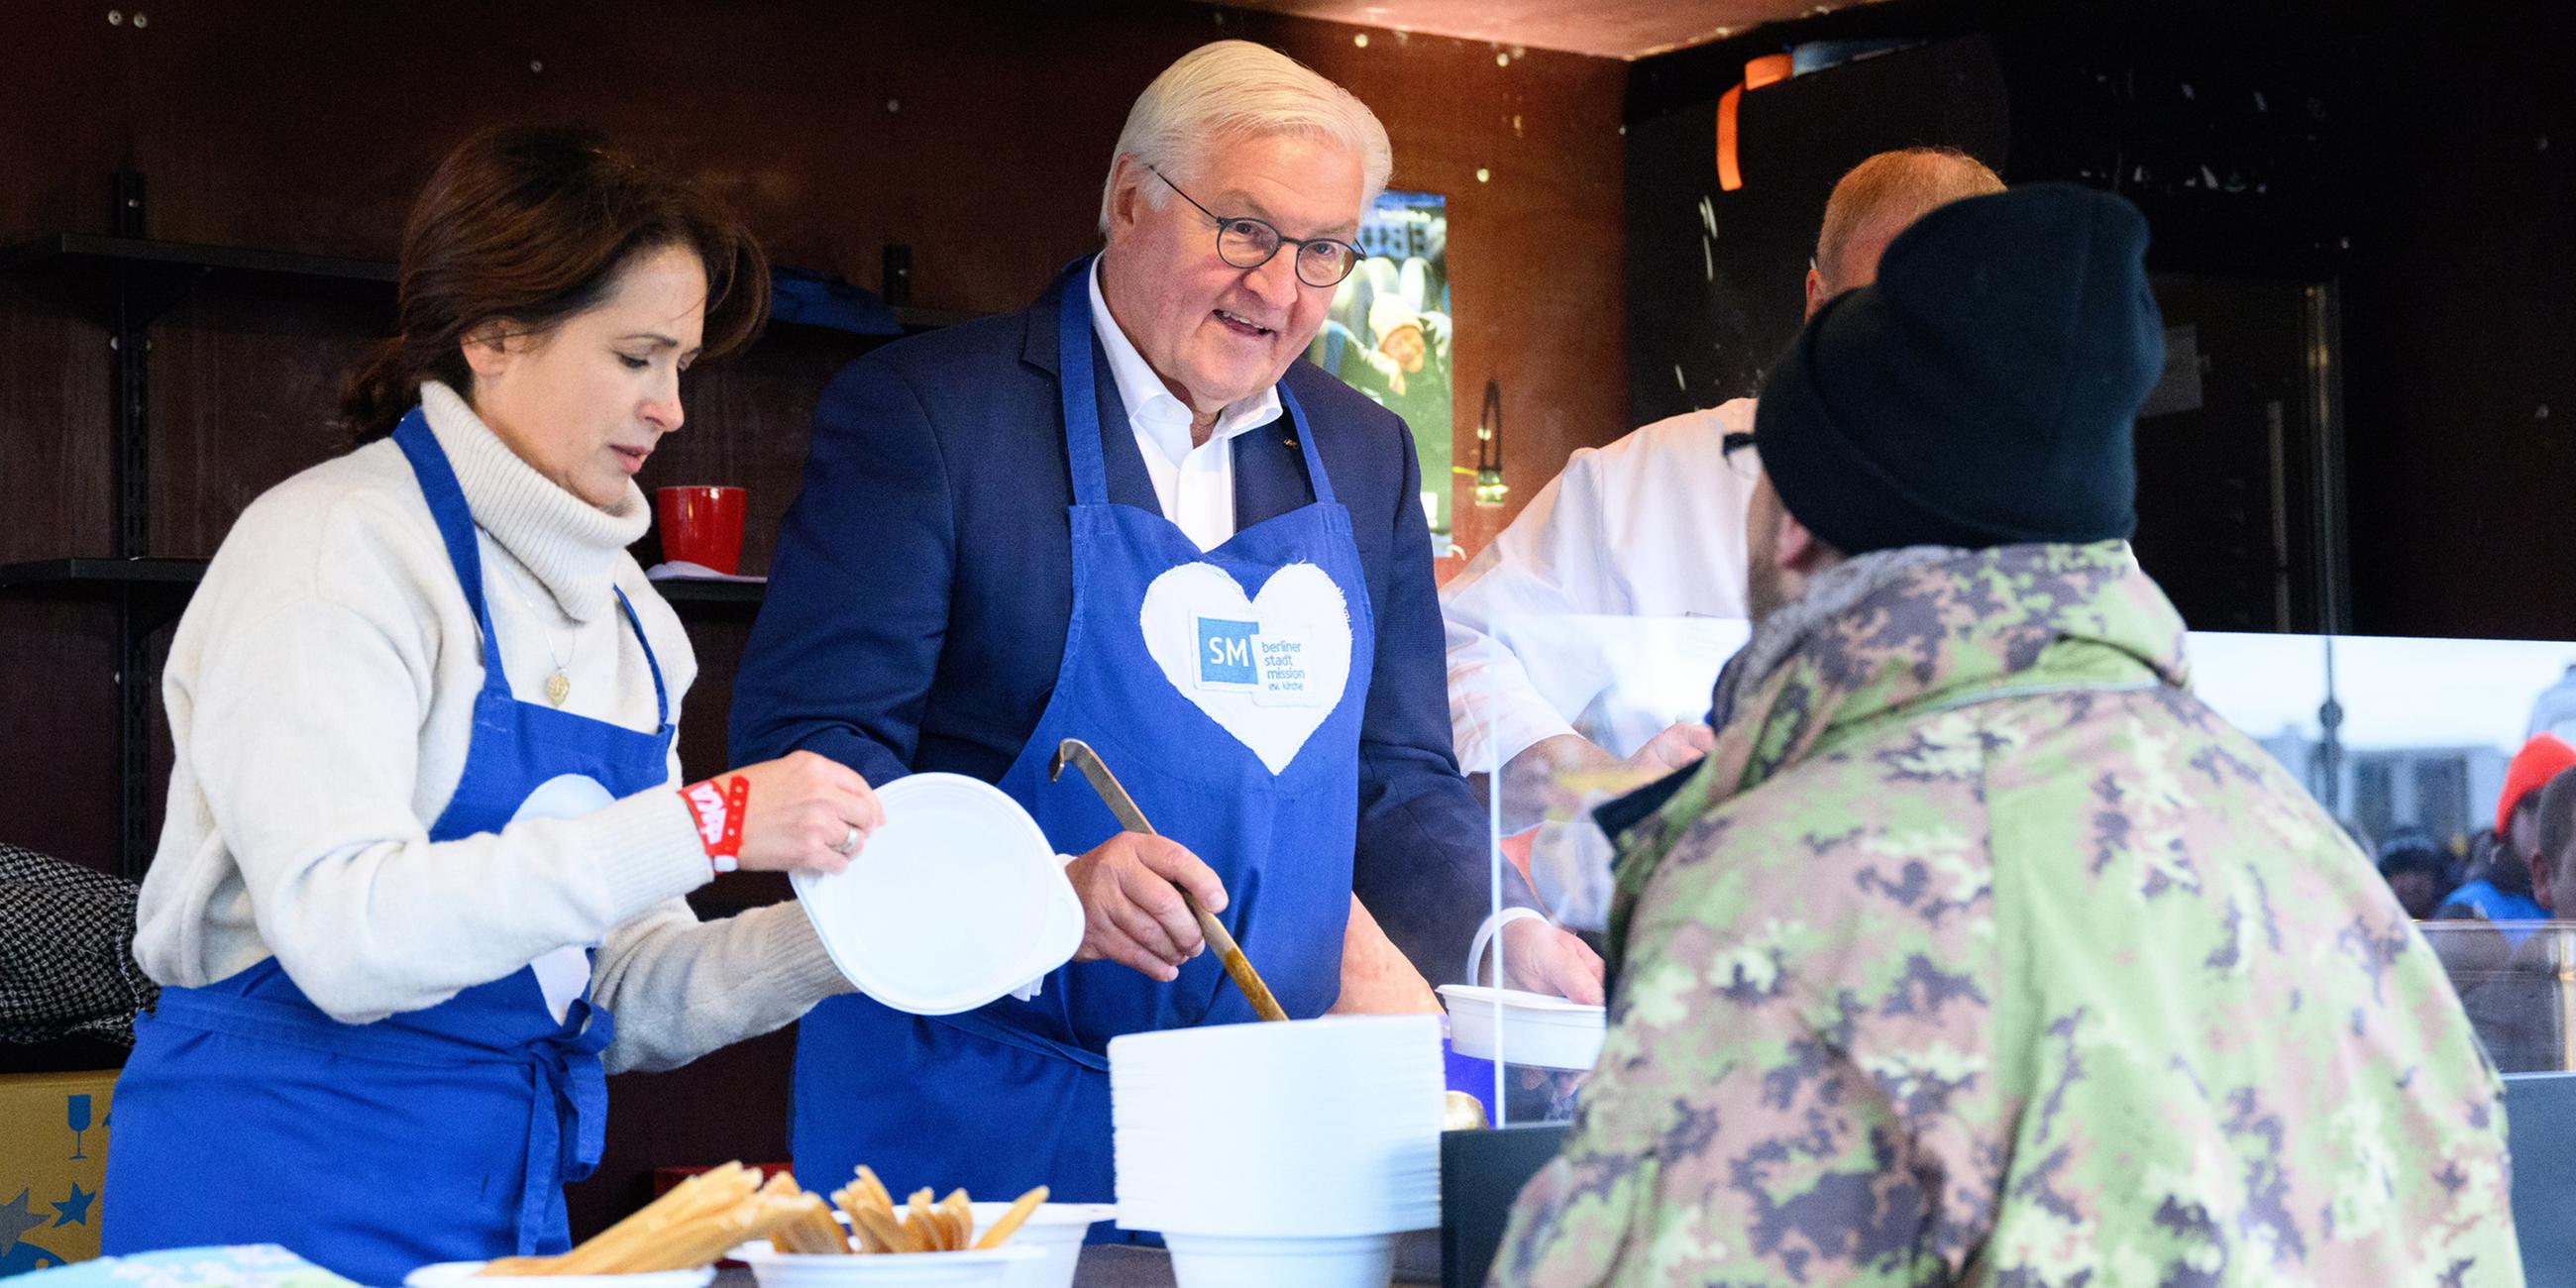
[
  {"left": 174, "top": 534, "right": 714, "bottom": 1024},
  {"left": 590, "top": 740, "right": 855, "bottom": 1074},
  {"left": 592, "top": 898, "right": 850, "bottom": 1073}
]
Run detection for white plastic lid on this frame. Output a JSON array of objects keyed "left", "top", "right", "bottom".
[{"left": 792, "top": 772, "right": 1083, "bottom": 1016}]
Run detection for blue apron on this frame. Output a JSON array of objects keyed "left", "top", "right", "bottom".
[
  {"left": 103, "top": 409, "right": 677, "bottom": 1286},
  {"left": 790, "top": 263, "right": 1375, "bottom": 1222}
]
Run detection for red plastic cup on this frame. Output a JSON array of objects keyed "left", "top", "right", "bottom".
[{"left": 655, "top": 485, "right": 747, "bottom": 575}]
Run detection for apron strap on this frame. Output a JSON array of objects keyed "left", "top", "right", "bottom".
[
  {"left": 393, "top": 409, "right": 511, "bottom": 695},
  {"left": 612, "top": 588, "right": 671, "bottom": 729},
  {"left": 1276, "top": 385, "right": 1336, "bottom": 508},
  {"left": 517, "top": 1007, "right": 614, "bottom": 1249},
  {"left": 934, "top": 1007, "right": 1112, "bottom": 1074},
  {"left": 1057, "top": 262, "right": 1114, "bottom": 509}
]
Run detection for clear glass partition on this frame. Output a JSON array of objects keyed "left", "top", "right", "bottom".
[
  {"left": 1455, "top": 613, "right": 1750, "bottom": 1126},
  {"left": 2183, "top": 631, "right": 2576, "bottom": 844},
  {"left": 1450, "top": 613, "right": 2576, "bottom": 1123},
  {"left": 2423, "top": 921, "right": 2576, "bottom": 1074}
]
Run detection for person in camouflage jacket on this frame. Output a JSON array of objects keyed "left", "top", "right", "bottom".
[{"left": 1490, "top": 185, "right": 2518, "bottom": 1286}]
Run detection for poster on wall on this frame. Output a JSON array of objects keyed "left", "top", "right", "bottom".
[{"left": 1306, "top": 190, "right": 1450, "bottom": 538}]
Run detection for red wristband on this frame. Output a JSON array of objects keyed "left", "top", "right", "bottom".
[{"left": 681, "top": 775, "right": 750, "bottom": 874}]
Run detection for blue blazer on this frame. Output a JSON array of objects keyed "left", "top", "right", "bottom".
[{"left": 731, "top": 273, "right": 1531, "bottom": 978}]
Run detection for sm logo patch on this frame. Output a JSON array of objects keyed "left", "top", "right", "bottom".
[{"left": 1195, "top": 616, "right": 1260, "bottom": 690}]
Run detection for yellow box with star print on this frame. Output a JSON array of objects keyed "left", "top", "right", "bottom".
[{"left": 0, "top": 1069, "right": 114, "bottom": 1273}]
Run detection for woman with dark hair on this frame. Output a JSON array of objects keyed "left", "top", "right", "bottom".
[{"left": 101, "top": 127, "right": 881, "bottom": 1281}]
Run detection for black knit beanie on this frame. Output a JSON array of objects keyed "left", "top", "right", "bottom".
[{"left": 1754, "top": 182, "right": 2164, "bottom": 554}]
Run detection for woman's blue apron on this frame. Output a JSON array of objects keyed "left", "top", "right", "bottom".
[
  {"left": 103, "top": 409, "right": 677, "bottom": 1285},
  {"left": 790, "top": 262, "right": 1376, "bottom": 1228}
]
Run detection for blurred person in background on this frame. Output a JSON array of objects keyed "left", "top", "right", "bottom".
[
  {"left": 2378, "top": 836, "right": 2455, "bottom": 919},
  {"left": 2436, "top": 732, "right": 2571, "bottom": 926}
]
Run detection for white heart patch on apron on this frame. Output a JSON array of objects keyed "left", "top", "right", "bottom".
[
  {"left": 1139, "top": 562, "right": 1354, "bottom": 774},
  {"left": 513, "top": 773, "right": 615, "bottom": 1023}
]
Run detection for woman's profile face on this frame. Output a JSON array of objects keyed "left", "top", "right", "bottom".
[{"left": 464, "top": 244, "right": 708, "bottom": 510}]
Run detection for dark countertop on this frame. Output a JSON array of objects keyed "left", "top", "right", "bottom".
[{"left": 712, "top": 1231, "right": 1442, "bottom": 1286}]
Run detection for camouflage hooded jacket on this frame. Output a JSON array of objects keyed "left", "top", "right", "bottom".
[{"left": 1491, "top": 543, "right": 2518, "bottom": 1286}]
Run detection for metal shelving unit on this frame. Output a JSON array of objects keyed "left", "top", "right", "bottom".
[{"left": 1, "top": 179, "right": 912, "bottom": 874}]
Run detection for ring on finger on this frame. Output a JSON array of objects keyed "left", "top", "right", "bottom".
[{"left": 834, "top": 825, "right": 861, "bottom": 855}]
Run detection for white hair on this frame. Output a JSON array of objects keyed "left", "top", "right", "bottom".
[{"left": 1098, "top": 40, "right": 1393, "bottom": 235}]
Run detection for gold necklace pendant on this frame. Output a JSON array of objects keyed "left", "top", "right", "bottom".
[{"left": 545, "top": 673, "right": 572, "bottom": 707}]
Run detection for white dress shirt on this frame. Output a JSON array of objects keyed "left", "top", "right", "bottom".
[
  {"left": 1439, "top": 399, "right": 1761, "bottom": 773},
  {"left": 1089, "top": 259, "right": 1282, "bottom": 551}
]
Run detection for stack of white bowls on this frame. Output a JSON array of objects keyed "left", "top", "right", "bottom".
[{"left": 1109, "top": 1015, "right": 1443, "bottom": 1288}]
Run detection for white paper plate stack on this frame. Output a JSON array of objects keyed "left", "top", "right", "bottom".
[{"left": 1109, "top": 1016, "right": 1443, "bottom": 1288}]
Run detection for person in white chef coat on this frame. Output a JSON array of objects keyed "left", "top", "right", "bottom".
[{"left": 1442, "top": 148, "right": 2005, "bottom": 835}]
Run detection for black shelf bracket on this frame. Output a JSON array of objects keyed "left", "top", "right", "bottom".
[{"left": 110, "top": 170, "right": 161, "bottom": 878}]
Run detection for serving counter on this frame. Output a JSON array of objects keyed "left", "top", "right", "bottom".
[{"left": 705, "top": 1234, "right": 1443, "bottom": 1288}]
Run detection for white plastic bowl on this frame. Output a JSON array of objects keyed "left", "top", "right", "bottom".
[
  {"left": 731, "top": 1243, "right": 1040, "bottom": 1288},
  {"left": 404, "top": 1263, "right": 713, "bottom": 1288},
  {"left": 1438, "top": 984, "right": 1605, "bottom": 1071},
  {"left": 966, "top": 1201, "right": 1110, "bottom": 1288},
  {"left": 797, "top": 1201, "right": 1106, "bottom": 1286},
  {"left": 1163, "top": 1232, "right": 1400, "bottom": 1288}
]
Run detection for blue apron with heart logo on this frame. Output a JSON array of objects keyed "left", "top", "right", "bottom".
[
  {"left": 791, "top": 261, "right": 1375, "bottom": 1223},
  {"left": 104, "top": 409, "right": 676, "bottom": 1285}
]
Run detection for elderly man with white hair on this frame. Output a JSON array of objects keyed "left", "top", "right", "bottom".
[{"left": 733, "top": 41, "right": 1601, "bottom": 1210}]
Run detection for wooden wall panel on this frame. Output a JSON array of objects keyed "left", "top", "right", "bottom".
[
  {"left": 0, "top": 599, "right": 121, "bottom": 868},
  {"left": 152, "top": 285, "right": 391, "bottom": 555},
  {"left": 0, "top": 272, "right": 115, "bottom": 564}
]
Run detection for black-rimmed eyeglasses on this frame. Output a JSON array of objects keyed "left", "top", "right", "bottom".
[
  {"left": 1150, "top": 165, "right": 1365, "bottom": 289},
  {"left": 1722, "top": 431, "right": 1761, "bottom": 481}
]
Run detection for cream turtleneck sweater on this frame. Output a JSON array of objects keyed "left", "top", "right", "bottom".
[{"left": 131, "top": 382, "right": 850, "bottom": 1072}]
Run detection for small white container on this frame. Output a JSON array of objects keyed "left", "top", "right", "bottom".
[
  {"left": 1163, "top": 1232, "right": 1400, "bottom": 1288},
  {"left": 404, "top": 1264, "right": 713, "bottom": 1288},
  {"left": 966, "top": 1202, "right": 1111, "bottom": 1288},
  {"left": 732, "top": 1243, "right": 1040, "bottom": 1288},
  {"left": 791, "top": 773, "right": 1082, "bottom": 1015},
  {"left": 1438, "top": 984, "right": 1605, "bottom": 1071}
]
